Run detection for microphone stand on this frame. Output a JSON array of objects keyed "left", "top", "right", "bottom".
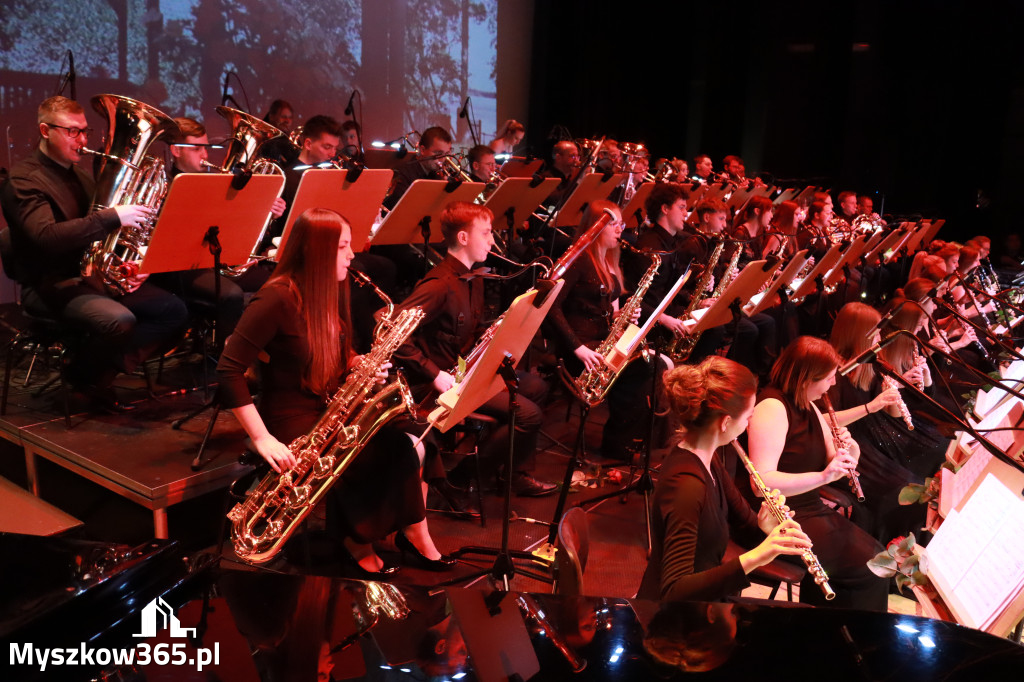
[
  {"left": 932, "top": 295, "right": 1024, "bottom": 363},
  {"left": 872, "top": 348, "right": 1024, "bottom": 475}
]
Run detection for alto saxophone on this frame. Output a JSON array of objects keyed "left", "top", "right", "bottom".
[
  {"left": 731, "top": 440, "right": 836, "bottom": 600},
  {"left": 227, "top": 298, "right": 426, "bottom": 564},
  {"left": 664, "top": 236, "right": 727, "bottom": 362},
  {"left": 574, "top": 253, "right": 660, "bottom": 405}
]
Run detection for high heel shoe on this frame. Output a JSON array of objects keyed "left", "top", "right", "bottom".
[
  {"left": 395, "top": 531, "right": 457, "bottom": 571},
  {"left": 341, "top": 548, "right": 401, "bottom": 581}
]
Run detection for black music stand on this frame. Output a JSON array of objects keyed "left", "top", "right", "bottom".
[
  {"left": 142, "top": 173, "right": 284, "bottom": 470},
  {"left": 431, "top": 283, "right": 564, "bottom": 589}
]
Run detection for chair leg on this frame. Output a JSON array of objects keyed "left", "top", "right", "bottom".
[
  {"left": 472, "top": 445, "right": 486, "bottom": 528},
  {"left": 768, "top": 582, "right": 781, "bottom": 601},
  {"left": 2, "top": 337, "right": 17, "bottom": 416},
  {"left": 786, "top": 580, "right": 794, "bottom": 602}
]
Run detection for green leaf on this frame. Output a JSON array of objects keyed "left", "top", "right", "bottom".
[
  {"left": 867, "top": 553, "right": 898, "bottom": 577},
  {"left": 899, "top": 533, "right": 917, "bottom": 554},
  {"left": 899, "top": 484, "right": 925, "bottom": 505}
]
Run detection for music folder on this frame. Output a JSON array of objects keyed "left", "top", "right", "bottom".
[
  {"left": 140, "top": 172, "right": 284, "bottom": 274},
  {"left": 552, "top": 172, "right": 626, "bottom": 227},
  {"left": 482, "top": 176, "right": 560, "bottom": 236},
  {"left": 745, "top": 248, "right": 810, "bottom": 316},
  {"left": 276, "top": 167, "right": 392, "bottom": 255},
  {"left": 822, "top": 235, "right": 870, "bottom": 291},
  {"left": 789, "top": 243, "right": 843, "bottom": 302},
  {"left": 684, "top": 258, "right": 780, "bottom": 334},
  {"left": 619, "top": 182, "right": 655, "bottom": 229},
  {"left": 372, "top": 178, "right": 485, "bottom": 246},
  {"left": 428, "top": 280, "right": 564, "bottom": 433}
]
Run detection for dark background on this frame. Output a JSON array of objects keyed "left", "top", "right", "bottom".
[{"left": 528, "top": 1, "right": 1024, "bottom": 245}]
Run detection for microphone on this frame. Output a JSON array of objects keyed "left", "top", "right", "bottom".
[
  {"left": 344, "top": 90, "right": 356, "bottom": 117},
  {"left": 221, "top": 71, "right": 230, "bottom": 106},
  {"left": 458, "top": 97, "right": 470, "bottom": 119},
  {"left": 839, "top": 332, "right": 901, "bottom": 376},
  {"left": 865, "top": 300, "right": 906, "bottom": 338},
  {"left": 68, "top": 50, "right": 76, "bottom": 100}
]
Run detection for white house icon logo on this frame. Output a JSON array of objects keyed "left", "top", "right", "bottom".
[{"left": 133, "top": 597, "right": 197, "bottom": 638}]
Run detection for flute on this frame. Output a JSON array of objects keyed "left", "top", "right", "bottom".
[
  {"left": 731, "top": 440, "right": 836, "bottom": 601},
  {"left": 881, "top": 374, "right": 914, "bottom": 430},
  {"left": 820, "top": 394, "right": 866, "bottom": 502}
]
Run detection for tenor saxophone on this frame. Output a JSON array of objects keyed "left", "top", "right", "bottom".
[
  {"left": 574, "top": 253, "right": 660, "bottom": 405},
  {"left": 227, "top": 301, "right": 425, "bottom": 564},
  {"left": 664, "top": 236, "right": 727, "bottom": 362}
]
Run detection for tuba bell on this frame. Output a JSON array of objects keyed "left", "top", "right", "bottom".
[
  {"left": 79, "top": 94, "right": 180, "bottom": 295},
  {"left": 205, "top": 106, "right": 286, "bottom": 276}
]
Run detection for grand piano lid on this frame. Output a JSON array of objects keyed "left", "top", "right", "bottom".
[{"left": 5, "top": 550, "right": 1024, "bottom": 680}]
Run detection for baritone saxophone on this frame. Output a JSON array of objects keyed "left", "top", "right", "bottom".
[{"left": 227, "top": 284, "right": 425, "bottom": 564}]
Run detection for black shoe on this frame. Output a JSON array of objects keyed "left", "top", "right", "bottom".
[
  {"left": 341, "top": 549, "right": 401, "bottom": 581},
  {"left": 395, "top": 531, "right": 457, "bottom": 571},
  {"left": 76, "top": 385, "right": 137, "bottom": 414},
  {"left": 511, "top": 473, "right": 558, "bottom": 497},
  {"left": 429, "top": 479, "right": 481, "bottom": 518}
]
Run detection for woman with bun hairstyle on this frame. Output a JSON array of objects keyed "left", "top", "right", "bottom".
[
  {"left": 637, "top": 356, "right": 812, "bottom": 602},
  {"left": 746, "top": 336, "right": 888, "bottom": 610}
]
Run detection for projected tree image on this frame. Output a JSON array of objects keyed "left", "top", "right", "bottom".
[{"left": 0, "top": 0, "right": 497, "bottom": 159}]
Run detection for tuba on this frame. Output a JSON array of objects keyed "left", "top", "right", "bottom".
[
  {"left": 228, "top": 297, "right": 426, "bottom": 564},
  {"left": 79, "top": 94, "right": 180, "bottom": 294},
  {"left": 205, "top": 106, "right": 286, "bottom": 277},
  {"left": 574, "top": 253, "right": 660, "bottom": 405}
]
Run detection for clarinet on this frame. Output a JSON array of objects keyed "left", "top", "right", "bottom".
[
  {"left": 730, "top": 440, "right": 836, "bottom": 601},
  {"left": 820, "top": 394, "right": 866, "bottom": 502}
]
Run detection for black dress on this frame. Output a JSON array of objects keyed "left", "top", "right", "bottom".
[
  {"left": 828, "top": 375, "right": 949, "bottom": 542},
  {"left": 755, "top": 387, "right": 889, "bottom": 611},
  {"left": 638, "top": 446, "right": 764, "bottom": 602},
  {"left": 545, "top": 254, "right": 658, "bottom": 459},
  {"left": 216, "top": 279, "right": 424, "bottom": 545}
]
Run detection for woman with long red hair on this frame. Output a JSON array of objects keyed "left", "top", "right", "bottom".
[
  {"left": 217, "top": 208, "right": 453, "bottom": 577},
  {"left": 546, "top": 200, "right": 658, "bottom": 461},
  {"left": 746, "top": 336, "right": 888, "bottom": 610}
]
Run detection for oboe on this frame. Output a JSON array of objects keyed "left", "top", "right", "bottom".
[
  {"left": 730, "top": 440, "right": 836, "bottom": 601},
  {"left": 820, "top": 394, "right": 866, "bottom": 502}
]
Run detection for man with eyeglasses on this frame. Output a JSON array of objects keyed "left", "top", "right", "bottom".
[
  {"left": 0, "top": 95, "right": 187, "bottom": 412},
  {"left": 382, "top": 126, "right": 452, "bottom": 210}
]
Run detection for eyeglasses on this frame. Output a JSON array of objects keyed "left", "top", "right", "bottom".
[{"left": 45, "top": 123, "right": 93, "bottom": 139}]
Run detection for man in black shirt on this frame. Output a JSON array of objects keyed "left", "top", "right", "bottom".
[
  {"left": 0, "top": 96, "right": 188, "bottom": 409},
  {"left": 395, "top": 201, "right": 556, "bottom": 497},
  {"left": 383, "top": 126, "right": 452, "bottom": 210}
]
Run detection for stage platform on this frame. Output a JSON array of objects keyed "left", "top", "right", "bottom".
[{"left": 0, "top": 348, "right": 249, "bottom": 539}]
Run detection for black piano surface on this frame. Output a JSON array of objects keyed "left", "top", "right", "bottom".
[{"left": 2, "top": 534, "right": 1022, "bottom": 681}]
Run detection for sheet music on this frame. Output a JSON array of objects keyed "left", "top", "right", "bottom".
[
  {"left": 926, "top": 473, "right": 1024, "bottom": 629},
  {"left": 947, "top": 448, "right": 992, "bottom": 512}
]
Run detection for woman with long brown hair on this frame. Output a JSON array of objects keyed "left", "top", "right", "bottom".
[
  {"left": 746, "top": 336, "right": 888, "bottom": 610},
  {"left": 546, "top": 199, "right": 658, "bottom": 461},
  {"left": 828, "top": 302, "right": 943, "bottom": 541},
  {"left": 217, "top": 208, "right": 453, "bottom": 578},
  {"left": 637, "top": 356, "right": 812, "bottom": 602}
]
